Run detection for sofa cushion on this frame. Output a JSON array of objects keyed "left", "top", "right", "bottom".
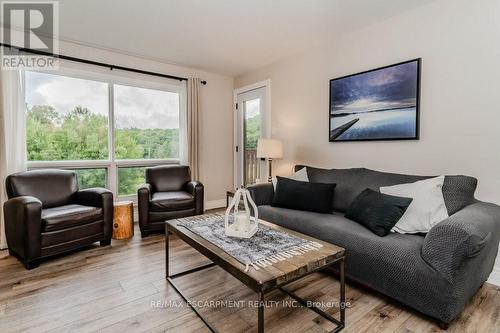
[
  {"left": 306, "top": 167, "right": 427, "bottom": 212},
  {"left": 303, "top": 166, "right": 478, "bottom": 214},
  {"left": 150, "top": 191, "right": 195, "bottom": 211},
  {"left": 345, "top": 189, "right": 413, "bottom": 236},
  {"left": 258, "top": 205, "right": 428, "bottom": 274},
  {"left": 42, "top": 204, "right": 103, "bottom": 232},
  {"left": 257, "top": 205, "right": 454, "bottom": 321},
  {"left": 272, "top": 176, "right": 335, "bottom": 213}
]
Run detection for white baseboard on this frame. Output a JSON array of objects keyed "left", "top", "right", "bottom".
[
  {"left": 205, "top": 199, "right": 226, "bottom": 210},
  {"left": 487, "top": 266, "right": 500, "bottom": 286}
]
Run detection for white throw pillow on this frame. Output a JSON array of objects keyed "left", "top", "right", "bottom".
[
  {"left": 380, "top": 176, "right": 449, "bottom": 234},
  {"left": 272, "top": 167, "right": 309, "bottom": 189}
]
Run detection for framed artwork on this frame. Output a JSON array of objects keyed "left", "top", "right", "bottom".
[{"left": 329, "top": 58, "right": 421, "bottom": 142}]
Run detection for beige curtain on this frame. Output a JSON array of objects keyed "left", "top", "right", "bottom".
[
  {"left": 0, "top": 69, "right": 27, "bottom": 249},
  {"left": 186, "top": 78, "right": 201, "bottom": 180}
]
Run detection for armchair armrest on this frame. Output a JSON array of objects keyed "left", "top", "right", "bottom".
[
  {"left": 138, "top": 183, "right": 152, "bottom": 229},
  {"left": 422, "top": 201, "right": 500, "bottom": 283},
  {"left": 138, "top": 183, "right": 152, "bottom": 202},
  {"left": 247, "top": 183, "right": 274, "bottom": 206},
  {"left": 76, "top": 188, "right": 113, "bottom": 238},
  {"left": 3, "top": 196, "right": 43, "bottom": 260},
  {"left": 76, "top": 188, "right": 113, "bottom": 208},
  {"left": 186, "top": 181, "right": 204, "bottom": 214}
]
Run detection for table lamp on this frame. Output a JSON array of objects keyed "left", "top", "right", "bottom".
[{"left": 256, "top": 138, "right": 283, "bottom": 182}]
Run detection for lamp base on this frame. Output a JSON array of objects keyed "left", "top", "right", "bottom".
[{"left": 267, "top": 159, "right": 273, "bottom": 182}]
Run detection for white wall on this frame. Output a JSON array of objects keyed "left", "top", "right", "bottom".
[
  {"left": 55, "top": 40, "right": 234, "bottom": 205},
  {"left": 235, "top": 0, "right": 500, "bottom": 284}
]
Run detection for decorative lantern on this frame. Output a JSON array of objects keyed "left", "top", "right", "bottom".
[{"left": 224, "top": 187, "right": 259, "bottom": 238}]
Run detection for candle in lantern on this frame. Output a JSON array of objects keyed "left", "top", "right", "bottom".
[{"left": 235, "top": 211, "right": 247, "bottom": 231}]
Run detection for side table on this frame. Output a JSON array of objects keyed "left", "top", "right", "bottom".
[
  {"left": 113, "top": 201, "right": 134, "bottom": 240},
  {"left": 226, "top": 190, "right": 235, "bottom": 207}
]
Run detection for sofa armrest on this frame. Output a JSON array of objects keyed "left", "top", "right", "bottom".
[
  {"left": 3, "top": 196, "right": 43, "bottom": 260},
  {"left": 186, "top": 181, "right": 204, "bottom": 214},
  {"left": 138, "top": 183, "right": 152, "bottom": 229},
  {"left": 76, "top": 188, "right": 113, "bottom": 238},
  {"left": 247, "top": 183, "right": 274, "bottom": 206},
  {"left": 422, "top": 201, "right": 500, "bottom": 282}
]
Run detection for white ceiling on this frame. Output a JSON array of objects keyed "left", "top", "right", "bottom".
[{"left": 4, "top": 0, "right": 436, "bottom": 76}]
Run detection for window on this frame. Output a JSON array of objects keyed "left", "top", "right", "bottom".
[
  {"left": 114, "top": 84, "right": 180, "bottom": 160},
  {"left": 118, "top": 167, "right": 146, "bottom": 196},
  {"left": 26, "top": 72, "right": 109, "bottom": 161},
  {"left": 243, "top": 98, "right": 261, "bottom": 185},
  {"left": 25, "top": 70, "right": 183, "bottom": 198},
  {"left": 73, "top": 168, "right": 107, "bottom": 189},
  {"left": 244, "top": 98, "right": 260, "bottom": 150}
]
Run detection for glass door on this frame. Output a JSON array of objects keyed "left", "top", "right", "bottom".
[{"left": 236, "top": 87, "right": 268, "bottom": 187}]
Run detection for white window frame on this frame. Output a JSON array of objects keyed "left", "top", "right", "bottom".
[{"left": 25, "top": 67, "right": 185, "bottom": 201}]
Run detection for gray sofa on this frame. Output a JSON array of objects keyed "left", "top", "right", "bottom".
[{"left": 247, "top": 165, "right": 500, "bottom": 327}]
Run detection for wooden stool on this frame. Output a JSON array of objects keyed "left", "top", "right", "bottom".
[{"left": 113, "top": 201, "right": 134, "bottom": 240}]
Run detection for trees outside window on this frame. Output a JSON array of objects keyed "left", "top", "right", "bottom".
[{"left": 25, "top": 70, "right": 182, "bottom": 197}]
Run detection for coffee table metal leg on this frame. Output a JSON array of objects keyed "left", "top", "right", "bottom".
[
  {"left": 165, "top": 227, "right": 219, "bottom": 332},
  {"left": 279, "top": 257, "right": 345, "bottom": 333},
  {"left": 165, "top": 224, "right": 169, "bottom": 278},
  {"left": 340, "top": 259, "right": 345, "bottom": 325},
  {"left": 167, "top": 276, "right": 220, "bottom": 333},
  {"left": 258, "top": 291, "right": 265, "bottom": 333}
]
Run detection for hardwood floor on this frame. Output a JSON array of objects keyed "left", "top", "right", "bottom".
[{"left": 0, "top": 224, "right": 498, "bottom": 333}]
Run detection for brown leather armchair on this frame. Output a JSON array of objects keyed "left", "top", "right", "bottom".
[
  {"left": 3, "top": 169, "right": 113, "bottom": 269},
  {"left": 138, "top": 165, "right": 203, "bottom": 237}
]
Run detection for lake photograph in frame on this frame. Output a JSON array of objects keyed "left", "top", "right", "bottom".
[{"left": 329, "top": 59, "right": 421, "bottom": 142}]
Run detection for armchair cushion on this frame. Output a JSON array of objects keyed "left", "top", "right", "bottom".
[
  {"left": 6, "top": 169, "right": 77, "bottom": 208},
  {"left": 42, "top": 204, "right": 103, "bottom": 232},
  {"left": 146, "top": 165, "right": 191, "bottom": 192},
  {"left": 150, "top": 191, "right": 194, "bottom": 211}
]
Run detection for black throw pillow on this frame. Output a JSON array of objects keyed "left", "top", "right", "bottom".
[
  {"left": 271, "top": 176, "right": 335, "bottom": 214},
  {"left": 345, "top": 189, "right": 413, "bottom": 237}
]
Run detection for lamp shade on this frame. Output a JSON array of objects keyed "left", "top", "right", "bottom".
[{"left": 256, "top": 139, "right": 283, "bottom": 159}]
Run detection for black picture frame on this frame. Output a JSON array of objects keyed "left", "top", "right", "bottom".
[{"left": 329, "top": 58, "right": 421, "bottom": 142}]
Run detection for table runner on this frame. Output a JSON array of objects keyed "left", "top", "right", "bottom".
[{"left": 176, "top": 214, "right": 323, "bottom": 272}]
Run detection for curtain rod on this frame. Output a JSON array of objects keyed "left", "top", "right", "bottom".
[{"left": 0, "top": 43, "right": 207, "bottom": 85}]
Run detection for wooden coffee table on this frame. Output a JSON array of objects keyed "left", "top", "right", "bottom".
[{"left": 165, "top": 218, "right": 346, "bottom": 333}]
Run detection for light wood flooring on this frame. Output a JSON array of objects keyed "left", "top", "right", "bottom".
[{"left": 0, "top": 224, "right": 498, "bottom": 333}]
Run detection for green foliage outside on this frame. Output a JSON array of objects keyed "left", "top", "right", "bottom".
[
  {"left": 245, "top": 114, "right": 260, "bottom": 149},
  {"left": 118, "top": 167, "right": 146, "bottom": 196},
  {"left": 27, "top": 105, "right": 109, "bottom": 161},
  {"left": 74, "top": 168, "right": 106, "bottom": 189},
  {"left": 27, "top": 105, "right": 179, "bottom": 195}
]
